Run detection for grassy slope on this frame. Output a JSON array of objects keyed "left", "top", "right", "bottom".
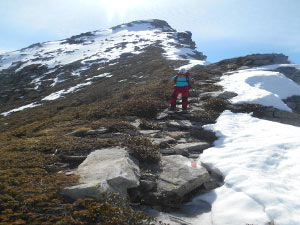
[
  {"left": 0, "top": 45, "right": 226, "bottom": 224},
  {"left": 0, "top": 46, "right": 178, "bottom": 225}
]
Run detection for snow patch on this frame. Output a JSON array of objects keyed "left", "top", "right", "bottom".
[
  {"left": 177, "top": 59, "right": 210, "bottom": 71},
  {"left": 42, "top": 81, "right": 92, "bottom": 101},
  {"left": 1, "top": 102, "right": 42, "bottom": 116},
  {"left": 219, "top": 68, "right": 300, "bottom": 111},
  {"left": 86, "top": 73, "right": 112, "bottom": 81}
]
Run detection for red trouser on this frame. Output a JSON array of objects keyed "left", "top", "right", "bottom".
[{"left": 170, "top": 86, "right": 189, "bottom": 109}]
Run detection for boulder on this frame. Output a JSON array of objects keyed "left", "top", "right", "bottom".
[
  {"left": 160, "top": 148, "right": 176, "bottom": 155},
  {"left": 217, "top": 91, "right": 238, "bottom": 100},
  {"left": 156, "top": 111, "right": 169, "bottom": 120},
  {"left": 273, "top": 110, "right": 300, "bottom": 119},
  {"left": 164, "top": 131, "right": 189, "bottom": 140},
  {"left": 144, "top": 155, "right": 209, "bottom": 207},
  {"left": 151, "top": 136, "right": 176, "bottom": 146},
  {"left": 174, "top": 142, "right": 210, "bottom": 154},
  {"left": 86, "top": 127, "right": 109, "bottom": 135},
  {"left": 138, "top": 130, "right": 161, "bottom": 136},
  {"left": 167, "top": 120, "right": 201, "bottom": 130},
  {"left": 61, "top": 147, "right": 140, "bottom": 200}
]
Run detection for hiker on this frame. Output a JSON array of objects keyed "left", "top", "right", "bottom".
[{"left": 170, "top": 68, "right": 194, "bottom": 111}]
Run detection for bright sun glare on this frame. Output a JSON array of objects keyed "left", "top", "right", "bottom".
[{"left": 102, "top": 0, "right": 140, "bottom": 21}]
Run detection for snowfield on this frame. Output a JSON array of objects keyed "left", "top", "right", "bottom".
[
  {"left": 192, "top": 66, "right": 300, "bottom": 225},
  {"left": 219, "top": 67, "right": 300, "bottom": 111},
  {"left": 196, "top": 110, "right": 300, "bottom": 225}
]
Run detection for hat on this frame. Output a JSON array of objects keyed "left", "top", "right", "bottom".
[{"left": 179, "top": 68, "right": 187, "bottom": 74}]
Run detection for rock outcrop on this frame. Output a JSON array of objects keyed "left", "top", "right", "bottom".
[
  {"left": 275, "top": 66, "right": 300, "bottom": 83},
  {"left": 213, "top": 53, "right": 290, "bottom": 71},
  {"left": 142, "top": 155, "right": 210, "bottom": 208},
  {"left": 61, "top": 147, "right": 140, "bottom": 200}
]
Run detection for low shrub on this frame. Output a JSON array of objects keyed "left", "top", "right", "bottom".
[
  {"left": 232, "top": 103, "right": 269, "bottom": 117},
  {"left": 193, "top": 110, "right": 220, "bottom": 124},
  {"left": 202, "top": 97, "right": 230, "bottom": 113},
  {"left": 124, "top": 137, "right": 161, "bottom": 163},
  {"left": 68, "top": 127, "right": 91, "bottom": 137},
  {"left": 93, "top": 119, "right": 137, "bottom": 133},
  {"left": 54, "top": 195, "right": 154, "bottom": 225},
  {"left": 190, "top": 129, "right": 217, "bottom": 144},
  {"left": 9, "top": 119, "right": 54, "bottom": 138},
  {"left": 119, "top": 98, "right": 165, "bottom": 119}
]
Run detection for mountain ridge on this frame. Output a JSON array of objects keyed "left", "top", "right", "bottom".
[
  {"left": 1, "top": 19, "right": 300, "bottom": 225},
  {"left": 0, "top": 19, "right": 206, "bottom": 115}
]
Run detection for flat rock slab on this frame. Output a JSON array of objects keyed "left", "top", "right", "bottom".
[
  {"left": 156, "top": 112, "right": 169, "bottom": 120},
  {"left": 160, "top": 149, "right": 176, "bottom": 155},
  {"left": 174, "top": 142, "right": 210, "bottom": 154},
  {"left": 164, "top": 131, "right": 189, "bottom": 140},
  {"left": 199, "top": 91, "right": 223, "bottom": 99},
  {"left": 139, "top": 130, "right": 161, "bottom": 136},
  {"left": 157, "top": 155, "right": 209, "bottom": 198},
  {"left": 151, "top": 136, "right": 176, "bottom": 146},
  {"left": 61, "top": 147, "right": 140, "bottom": 200},
  {"left": 86, "top": 127, "right": 109, "bottom": 135},
  {"left": 167, "top": 120, "right": 201, "bottom": 130}
]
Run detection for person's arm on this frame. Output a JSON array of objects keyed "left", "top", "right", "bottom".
[
  {"left": 189, "top": 76, "right": 195, "bottom": 83},
  {"left": 172, "top": 76, "right": 176, "bottom": 85}
]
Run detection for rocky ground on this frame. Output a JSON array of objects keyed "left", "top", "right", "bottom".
[
  {"left": 60, "top": 58, "right": 300, "bottom": 223},
  {"left": 1, "top": 49, "right": 300, "bottom": 224}
]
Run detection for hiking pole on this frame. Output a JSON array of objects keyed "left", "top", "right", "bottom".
[{"left": 192, "top": 87, "right": 200, "bottom": 105}]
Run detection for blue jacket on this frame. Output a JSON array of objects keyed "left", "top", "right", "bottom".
[{"left": 172, "top": 75, "right": 192, "bottom": 87}]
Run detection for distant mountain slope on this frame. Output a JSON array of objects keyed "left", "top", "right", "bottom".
[{"left": 0, "top": 19, "right": 206, "bottom": 114}]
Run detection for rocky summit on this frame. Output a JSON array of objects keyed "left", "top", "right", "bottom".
[{"left": 1, "top": 19, "right": 300, "bottom": 225}]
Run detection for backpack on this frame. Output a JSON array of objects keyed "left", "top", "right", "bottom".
[{"left": 175, "top": 72, "right": 191, "bottom": 88}]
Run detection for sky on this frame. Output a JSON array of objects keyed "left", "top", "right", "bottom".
[{"left": 0, "top": 0, "right": 300, "bottom": 64}]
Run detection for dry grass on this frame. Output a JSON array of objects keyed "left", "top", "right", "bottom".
[{"left": 124, "top": 136, "right": 161, "bottom": 164}]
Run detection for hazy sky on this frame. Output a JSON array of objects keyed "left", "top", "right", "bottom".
[{"left": 1, "top": 0, "right": 299, "bottom": 63}]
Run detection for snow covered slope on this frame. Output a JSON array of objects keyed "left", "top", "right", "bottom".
[
  {"left": 0, "top": 19, "right": 205, "bottom": 77},
  {"left": 0, "top": 19, "right": 206, "bottom": 116},
  {"left": 0, "top": 20, "right": 205, "bottom": 72}
]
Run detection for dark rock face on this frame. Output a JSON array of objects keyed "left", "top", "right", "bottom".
[
  {"left": 275, "top": 66, "right": 300, "bottom": 83},
  {"left": 247, "top": 54, "right": 289, "bottom": 66},
  {"left": 177, "top": 31, "right": 196, "bottom": 49},
  {"left": 149, "top": 19, "right": 176, "bottom": 32},
  {"left": 284, "top": 96, "right": 300, "bottom": 113},
  {"left": 213, "top": 53, "right": 290, "bottom": 71}
]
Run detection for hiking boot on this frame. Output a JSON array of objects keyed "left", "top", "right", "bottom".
[{"left": 182, "top": 108, "right": 188, "bottom": 112}]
